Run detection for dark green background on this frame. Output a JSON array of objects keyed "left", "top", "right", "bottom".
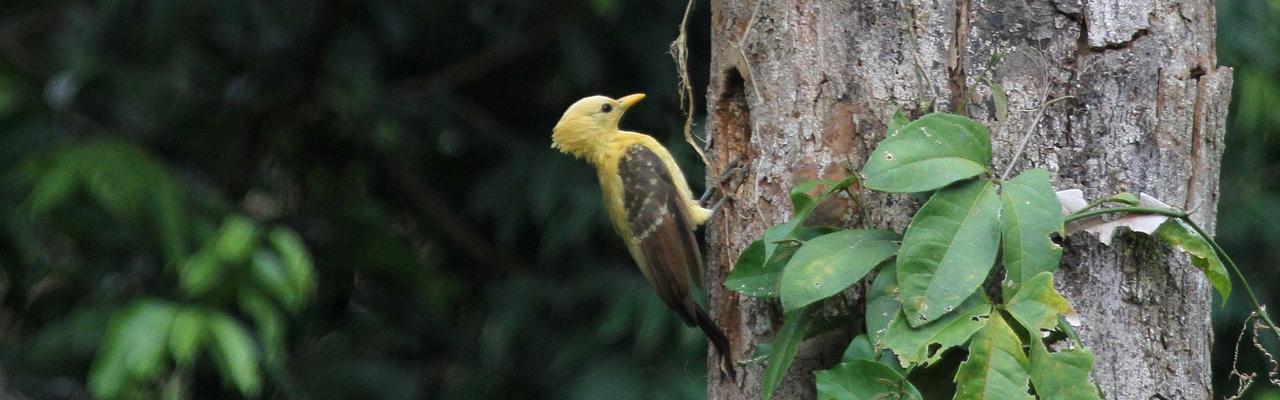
[{"left": 0, "top": 1, "right": 1274, "bottom": 399}]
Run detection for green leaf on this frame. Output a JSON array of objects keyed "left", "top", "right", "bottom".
[
  {"left": 214, "top": 215, "right": 258, "bottom": 264},
  {"left": 882, "top": 293, "right": 991, "bottom": 367},
  {"left": 953, "top": 313, "right": 1033, "bottom": 400},
  {"left": 992, "top": 82, "right": 1009, "bottom": 122},
  {"left": 180, "top": 249, "right": 223, "bottom": 297},
  {"left": 268, "top": 227, "right": 316, "bottom": 301},
  {"left": 26, "top": 163, "right": 77, "bottom": 217},
  {"left": 240, "top": 289, "right": 286, "bottom": 375},
  {"left": 726, "top": 227, "right": 833, "bottom": 298},
  {"left": 1154, "top": 219, "right": 1231, "bottom": 300},
  {"left": 842, "top": 334, "right": 877, "bottom": 362},
  {"left": 898, "top": 179, "right": 1001, "bottom": 326},
  {"left": 169, "top": 307, "right": 207, "bottom": 368},
  {"left": 207, "top": 313, "right": 261, "bottom": 397},
  {"left": 89, "top": 300, "right": 177, "bottom": 399},
  {"left": 1005, "top": 272, "right": 1073, "bottom": 334},
  {"left": 1108, "top": 192, "right": 1139, "bottom": 205},
  {"left": 763, "top": 304, "right": 813, "bottom": 400},
  {"left": 250, "top": 250, "right": 301, "bottom": 311},
  {"left": 816, "top": 359, "right": 922, "bottom": 400},
  {"left": 122, "top": 302, "right": 176, "bottom": 380},
  {"left": 888, "top": 110, "right": 910, "bottom": 135},
  {"left": 841, "top": 334, "right": 905, "bottom": 375},
  {"left": 765, "top": 177, "right": 854, "bottom": 268},
  {"left": 152, "top": 181, "right": 188, "bottom": 267},
  {"left": 726, "top": 240, "right": 767, "bottom": 296},
  {"left": 1000, "top": 169, "right": 1064, "bottom": 293},
  {"left": 1028, "top": 337, "right": 1102, "bottom": 400},
  {"left": 862, "top": 113, "right": 991, "bottom": 193},
  {"left": 789, "top": 176, "right": 858, "bottom": 215},
  {"left": 779, "top": 229, "right": 899, "bottom": 313},
  {"left": 865, "top": 264, "right": 901, "bottom": 346}
]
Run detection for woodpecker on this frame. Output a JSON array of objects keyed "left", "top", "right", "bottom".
[{"left": 551, "top": 93, "right": 734, "bottom": 378}]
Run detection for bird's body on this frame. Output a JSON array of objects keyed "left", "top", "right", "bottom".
[{"left": 552, "top": 94, "right": 733, "bottom": 376}]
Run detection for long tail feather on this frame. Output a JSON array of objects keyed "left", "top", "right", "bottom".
[{"left": 696, "top": 307, "right": 737, "bottom": 380}]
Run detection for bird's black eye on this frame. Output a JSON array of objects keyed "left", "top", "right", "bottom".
[{"left": 601, "top": 104, "right": 613, "bottom": 113}]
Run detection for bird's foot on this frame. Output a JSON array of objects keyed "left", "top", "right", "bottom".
[{"left": 699, "top": 162, "right": 747, "bottom": 210}]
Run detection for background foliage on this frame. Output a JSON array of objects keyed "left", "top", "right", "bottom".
[{"left": 0, "top": 0, "right": 1274, "bottom": 398}]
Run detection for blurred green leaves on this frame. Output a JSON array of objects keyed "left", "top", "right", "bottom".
[
  {"left": 7, "top": 136, "right": 317, "bottom": 399},
  {"left": 18, "top": 140, "right": 187, "bottom": 266}
]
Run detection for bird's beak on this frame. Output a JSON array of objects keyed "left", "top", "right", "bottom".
[{"left": 618, "top": 93, "right": 645, "bottom": 110}]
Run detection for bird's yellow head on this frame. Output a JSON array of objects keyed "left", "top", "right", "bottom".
[{"left": 551, "top": 93, "right": 645, "bottom": 163}]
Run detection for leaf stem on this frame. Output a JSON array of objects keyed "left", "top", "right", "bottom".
[
  {"left": 1057, "top": 314, "right": 1083, "bottom": 348},
  {"left": 1063, "top": 206, "right": 1188, "bottom": 223},
  {"left": 1182, "top": 218, "right": 1280, "bottom": 338}
]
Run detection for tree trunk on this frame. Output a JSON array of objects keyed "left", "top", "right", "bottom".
[{"left": 702, "top": 0, "right": 1230, "bottom": 399}]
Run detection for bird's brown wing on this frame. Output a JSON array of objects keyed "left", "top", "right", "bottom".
[{"left": 618, "top": 143, "right": 702, "bottom": 326}]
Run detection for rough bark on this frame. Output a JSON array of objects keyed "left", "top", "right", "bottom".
[{"left": 702, "top": 0, "right": 1230, "bottom": 399}]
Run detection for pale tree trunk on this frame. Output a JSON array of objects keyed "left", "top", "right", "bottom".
[{"left": 702, "top": 0, "right": 1231, "bottom": 399}]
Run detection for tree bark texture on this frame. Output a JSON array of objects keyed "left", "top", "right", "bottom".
[{"left": 702, "top": 0, "right": 1231, "bottom": 399}]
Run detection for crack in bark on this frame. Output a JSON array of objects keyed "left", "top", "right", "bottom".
[
  {"left": 1185, "top": 73, "right": 1206, "bottom": 210},
  {"left": 947, "top": 0, "right": 971, "bottom": 113},
  {"left": 1088, "top": 28, "right": 1151, "bottom": 52},
  {"left": 710, "top": 66, "right": 751, "bottom": 371}
]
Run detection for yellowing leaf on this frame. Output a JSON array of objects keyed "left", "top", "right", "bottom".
[
  {"left": 953, "top": 313, "right": 1033, "bottom": 400},
  {"left": 780, "top": 229, "right": 898, "bottom": 313},
  {"left": 1005, "top": 272, "right": 1073, "bottom": 334},
  {"left": 1154, "top": 220, "right": 1231, "bottom": 300}
]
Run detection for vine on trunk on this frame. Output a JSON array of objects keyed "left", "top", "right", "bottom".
[{"left": 726, "top": 111, "right": 1277, "bottom": 399}]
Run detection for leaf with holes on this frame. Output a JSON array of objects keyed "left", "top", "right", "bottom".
[
  {"left": 1154, "top": 219, "right": 1231, "bottom": 301},
  {"left": 780, "top": 229, "right": 899, "bottom": 313},
  {"left": 862, "top": 113, "right": 991, "bottom": 193},
  {"left": 816, "top": 359, "right": 922, "bottom": 400},
  {"left": 953, "top": 313, "right": 1033, "bottom": 400},
  {"left": 841, "top": 334, "right": 905, "bottom": 375},
  {"left": 1000, "top": 169, "right": 1064, "bottom": 293},
  {"left": 1005, "top": 272, "right": 1074, "bottom": 334},
  {"left": 881, "top": 293, "right": 991, "bottom": 367},
  {"left": 898, "top": 179, "right": 1001, "bottom": 326},
  {"left": 1029, "top": 337, "right": 1102, "bottom": 400}
]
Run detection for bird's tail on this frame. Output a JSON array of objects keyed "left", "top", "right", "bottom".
[{"left": 696, "top": 307, "right": 737, "bottom": 381}]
